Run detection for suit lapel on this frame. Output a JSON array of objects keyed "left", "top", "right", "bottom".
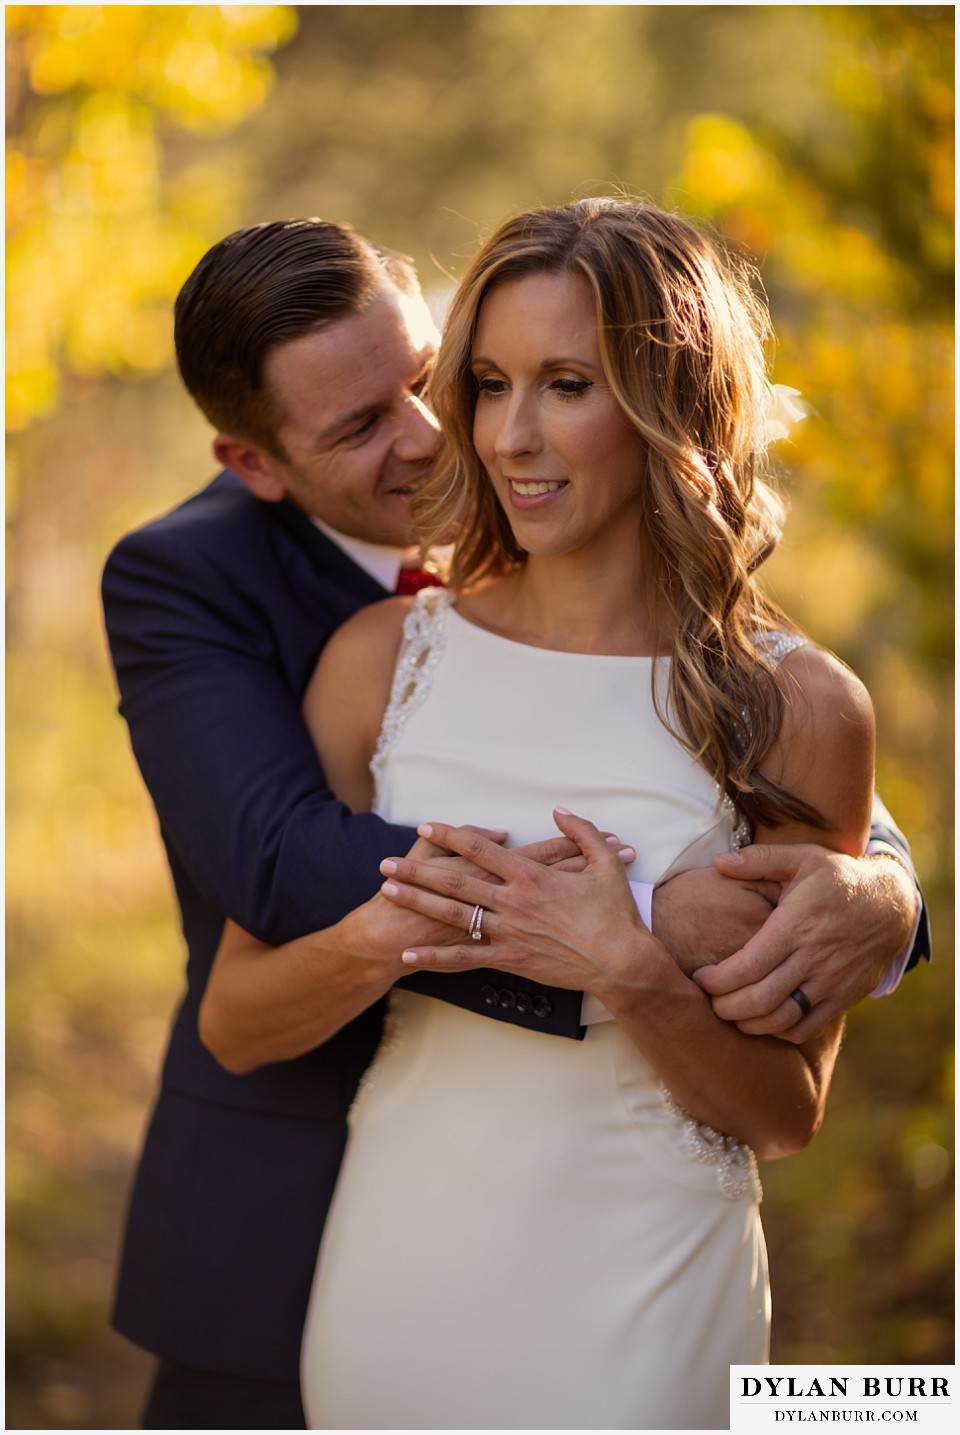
[{"left": 271, "top": 496, "right": 391, "bottom": 605}]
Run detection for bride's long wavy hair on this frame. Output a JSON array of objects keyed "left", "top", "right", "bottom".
[{"left": 417, "top": 196, "right": 825, "bottom": 829}]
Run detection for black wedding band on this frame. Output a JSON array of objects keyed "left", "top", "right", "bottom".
[{"left": 789, "top": 986, "right": 812, "bottom": 1018}]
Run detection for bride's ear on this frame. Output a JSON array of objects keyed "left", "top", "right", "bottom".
[{"left": 213, "top": 433, "right": 287, "bottom": 503}]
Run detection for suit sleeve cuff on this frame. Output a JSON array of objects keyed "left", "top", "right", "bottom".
[{"left": 865, "top": 842, "right": 923, "bottom": 996}]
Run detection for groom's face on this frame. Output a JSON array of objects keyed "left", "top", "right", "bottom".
[{"left": 256, "top": 283, "right": 441, "bottom": 547}]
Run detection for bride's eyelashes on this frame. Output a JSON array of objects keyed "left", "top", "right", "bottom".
[
  {"left": 472, "top": 374, "right": 594, "bottom": 401},
  {"left": 550, "top": 377, "right": 592, "bottom": 399},
  {"left": 473, "top": 375, "right": 508, "bottom": 398}
]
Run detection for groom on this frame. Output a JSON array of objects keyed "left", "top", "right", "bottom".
[{"left": 102, "top": 219, "right": 928, "bottom": 1428}]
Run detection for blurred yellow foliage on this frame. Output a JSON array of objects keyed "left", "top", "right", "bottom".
[
  {"left": 677, "top": 115, "right": 784, "bottom": 213},
  {"left": 5, "top": 4, "right": 297, "bottom": 430},
  {"left": 8, "top": 5, "right": 296, "bottom": 118}
]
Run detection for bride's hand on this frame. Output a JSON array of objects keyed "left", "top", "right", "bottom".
[{"left": 380, "top": 807, "right": 649, "bottom": 990}]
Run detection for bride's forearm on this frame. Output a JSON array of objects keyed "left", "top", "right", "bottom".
[
  {"left": 198, "top": 902, "right": 402, "bottom": 1074},
  {"left": 591, "top": 932, "right": 842, "bottom": 1159}
]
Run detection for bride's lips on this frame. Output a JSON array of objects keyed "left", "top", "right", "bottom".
[{"left": 505, "top": 477, "right": 569, "bottom": 509}]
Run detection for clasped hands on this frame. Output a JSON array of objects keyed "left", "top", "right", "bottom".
[
  {"left": 379, "top": 808, "right": 919, "bottom": 1043},
  {"left": 382, "top": 807, "right": 650, "bottom": 1000}
]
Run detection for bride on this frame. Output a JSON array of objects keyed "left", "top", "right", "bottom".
[{"left": 231, "top": 198, "right": 871, "bottom": 1427}]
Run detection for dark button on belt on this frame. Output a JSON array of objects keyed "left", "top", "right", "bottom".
[
  {"left": 498, "top": 989, "right": 517, "bottom": 1010},
  {"left": 481, "top": 984, "right": 499, "bottom": 1007},
  {"left": 514, "top": 991, "right": 533, "bottom": 1014},
  {"left": 533, "top": 995, "right": 553, "bottom": 1018}
]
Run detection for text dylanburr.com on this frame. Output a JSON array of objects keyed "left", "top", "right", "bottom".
[{"left": 730, "top": 1367, "right": 954, "bottom": 1433}]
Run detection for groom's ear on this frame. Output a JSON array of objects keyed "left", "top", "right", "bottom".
[{"left": 213, "top": 433, "right": 287, "bottom": 503}]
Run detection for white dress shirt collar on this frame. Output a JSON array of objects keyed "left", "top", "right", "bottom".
[{"left": 311, "top": 517, "right": 405, "bottom": 593}]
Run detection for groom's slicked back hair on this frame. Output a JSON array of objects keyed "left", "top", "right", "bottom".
[{"left": 175, "top": 219, "right": 419, "bottom": 456}]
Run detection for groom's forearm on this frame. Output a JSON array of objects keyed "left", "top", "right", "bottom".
[{"left": 650, "top": 868, "right": 776, "bottom": 976}]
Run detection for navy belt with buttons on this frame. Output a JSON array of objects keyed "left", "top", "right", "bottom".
[{"left": 398, "top": 969, "right": 584, "bottom": 1039}]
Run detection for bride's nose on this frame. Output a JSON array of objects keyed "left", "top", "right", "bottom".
[{"left": 494, "top": 393, "right": 542, "bottom": 460}]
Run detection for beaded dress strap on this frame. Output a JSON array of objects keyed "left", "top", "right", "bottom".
[
  {"left": 370, "top": 587, "right": 453, "bottom": 788},
  {"left": 719, "top": 630, "right": 811, "bottom": 850},
  {"left": 753, "top": 630, "right": 810, "bottom": 667}
]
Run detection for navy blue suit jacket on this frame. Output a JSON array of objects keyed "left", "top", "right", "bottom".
[{"left": 101, "top": 472, "right": 585, "bottom": 1382}]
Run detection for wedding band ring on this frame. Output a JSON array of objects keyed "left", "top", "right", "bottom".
[
  {"left": 789, "top": 986, "right": 812, "bottom": 1018},
  {"left": 468, "top": 904, "right": 485, "bottom": 942}
]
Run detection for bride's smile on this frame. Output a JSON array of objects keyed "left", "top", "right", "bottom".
[{"left": 470, "top": 269, "right": 648, "bottom": 561}]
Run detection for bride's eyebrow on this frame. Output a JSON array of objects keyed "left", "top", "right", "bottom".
[
  {"left": 540, "top": 355, "right": 601, "bottom": 371},
  {"left": 470, "top": 353, "right": 601, "bottom": 372}
]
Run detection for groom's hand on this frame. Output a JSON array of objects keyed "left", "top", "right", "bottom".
[{"left": 692, "top": 844, "right": 919, "bottom": 1042}]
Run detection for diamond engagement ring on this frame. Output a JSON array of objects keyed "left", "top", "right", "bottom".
[{"left": 468, "top": 904, "right": 485, "bottom": 942}]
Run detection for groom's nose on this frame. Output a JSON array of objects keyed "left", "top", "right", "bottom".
[{"left": 394, "top": 394, "right": 441, "bottom": 463}]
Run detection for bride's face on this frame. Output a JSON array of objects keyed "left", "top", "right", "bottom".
[{"left": 470, "top": 269, "right": 647, "bottom": 560}]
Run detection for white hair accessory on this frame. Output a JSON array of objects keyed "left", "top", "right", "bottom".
[{"left": 760, "top": 383, "right": 808, "bottom": 446}]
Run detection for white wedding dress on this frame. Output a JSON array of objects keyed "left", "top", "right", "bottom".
[{"left": 301, "top": 589, "right": 772, "bottom": 1430}]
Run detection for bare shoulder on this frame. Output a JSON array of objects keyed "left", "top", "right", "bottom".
[
  {"left": 302, "top": 597, "right": 412, "bottom": 807},
  {"left": 776, "top": 643, "right": 875, "bottom": 743},
  {"left": 758, "top": 641, "right": 875, "bottom": 852},
  {"left": 319, "top": 595, "right": 411, "bottom": 670},
  {"left": 321, "top": 591, "right": 407, "bottom": 654},
  {"left": 305, "top": 595, "right": 411, "bottom": 717}
]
